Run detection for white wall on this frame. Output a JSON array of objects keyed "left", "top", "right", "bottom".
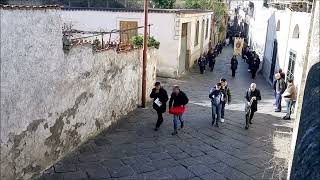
[
  {"left": 0, "top": 8, "right": 157, "bottom": 179},
  {"left": 262, "top": 8, "right": 310, "bottom": 89},
  {"left": 62, "top": 10, "right": 212, "bottom": 78}
]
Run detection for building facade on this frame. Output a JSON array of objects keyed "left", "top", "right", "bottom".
[{"left": 62, "top": 8, "right": 213, "bottom": 78}]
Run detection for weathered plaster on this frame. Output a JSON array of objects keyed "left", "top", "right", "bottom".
[{"left": 0, "top": 8, "right": 157, "bottom": 179}]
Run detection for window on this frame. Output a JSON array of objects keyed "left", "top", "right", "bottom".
[
  {"left": 287, "top": 50, "right": 296, "bottom": 81},
  {"left": 194, "top": 21, "right": 199, "bottom": 46},
  {"left": 276, "top": 20, "right": 280, "bottom": 31},
  {"left": 292, "top": 25, "right": 299, "bottom": 39},
  {"left": 120, "top": 21, "right": 138, "bottom": 43},
  {"left": 205, "top": 19, "right": 209, "bottom": 39}
]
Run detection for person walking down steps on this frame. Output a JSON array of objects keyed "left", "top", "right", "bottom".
[
  {"left": 169, "top": 85, "right": 189, "bottom": 135},
  {"left": 209, "top": 83, "right": 224, "bottom": 127},
  {"left": 231, "top": 55, "right": 238, "bottom": 77},
  {"left": 245, "top": 83, "right": 262, "bottom": 129},
  {"left": 198, "top": 54, "right": 206, "bottom": 74},
  {"left": 150, "top": 82, "right": 168, "bottom": 131}
]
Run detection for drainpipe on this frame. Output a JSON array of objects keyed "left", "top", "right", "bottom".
[{"left": 141, "top": 0, "right": 148, "bottom": 108}]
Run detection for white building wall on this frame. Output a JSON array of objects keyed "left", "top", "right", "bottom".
[
  {"left": 62, "top": 10, "right": 212, "bottom": 78},
  {"left": 284, "top": 12, "right": 311, "bottom": 90}
]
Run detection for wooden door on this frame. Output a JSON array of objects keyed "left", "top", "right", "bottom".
[{"left": 120, "top": 21, "right": 138, "bottom": 44}]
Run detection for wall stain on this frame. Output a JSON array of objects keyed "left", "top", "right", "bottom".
[
  {"left": 43, "top": 123, "right": 48, "bottom": 129},
  {"left": 80, "top": 71, "right": 91, "bottom": 79},
  {"left": 44, "top": 92, "right": 92, "bottom": 160},
  {"left": 99, "top": 65, "right": 125, "bottom": 91},
  {"left": 8, "top": 119, "right": 45, "bottom": 178}
]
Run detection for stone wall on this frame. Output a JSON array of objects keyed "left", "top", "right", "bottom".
[{"left": 0, "top": 7, "right": 157, "bottom": 179}]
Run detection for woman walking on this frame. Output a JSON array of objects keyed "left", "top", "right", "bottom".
[
  {"left": 282, "top": 79, "right": 297, "bottom": 120},
  {"left": 230, "top": 55, "right": 238, "bottom": 77},
  {"left": 150, "top": 82, "right": 169, "bottom": 131},
  {"left": 169, "top": 85, "right": 189, "bottom": 135}
]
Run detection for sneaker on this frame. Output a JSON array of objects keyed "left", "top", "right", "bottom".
[
  {"left": 220, "top": 118, "right": 225, "bottom": 123},
  {"left": 181, "top": 122, "right": 184, "bottom": 129},
  {"left": 245, "top": 126, "right": 249, "bottom": 130},
  {"left": 215, "top": 123, "right": 219, "bottom": 128},
  {"left": 211, "top": 120, "right": 215, "bottom": 126},
  {"left": 249, "top": 121, "right": 253, "bottom": 124},
  {"left": 154, "top": 128, "right": 159, "bottom": 131}
]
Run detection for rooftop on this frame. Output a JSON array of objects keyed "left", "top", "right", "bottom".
[{"left": 63, "top": 7, "right": 213, "bottom": 14}]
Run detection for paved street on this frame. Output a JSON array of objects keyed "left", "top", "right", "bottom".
[{"left": 38, "top": 47, "right": 293, "bottom": 180}]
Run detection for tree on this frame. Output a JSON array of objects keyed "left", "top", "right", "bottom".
[
  {"left": 151, "top": 0, "right": 176, "bottom": 9},
  {"left": 185, "top": 0, "right": 211, "bottom": 9}
]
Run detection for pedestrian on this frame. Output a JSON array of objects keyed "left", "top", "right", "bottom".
[
  {"left": 209, "top": 83, "right": 224, "bottom": 127},
  {"left": 245, "top": 83, "right": 261, "bottom": 129},
  {"left": 207, "top": 50, "right": 215, "bottom": 72},
  {"left": 273, "top": 69, "right": 285, "bottom": 105},
  {"left": 282, "top": 79, "right": 297, "bottom": 120},
  {"left": 168, "top": 85, "right": 189, "bottom": 135},
  {"left": 218, "top": 43, "right": 223, "bottom": 54},
  {"left": 225, "top": 38, "right": 230, "bottom": 46},
  {"left": 149, "top": 82, "right": 169, "bottom": 131},
  {"left": 275, "top": 73, "right": 286, "bottom": 112},
  {"left": 220, "top": 78, "right": 231, "bottom": 122},
  {"left": 250, "top": 56, "right": 260, "bottom": 79},
  {"left": 247, "top": 51, "right": 254, "bottom": 72},
  {"left": 230, "top": 55, "right": 238, "bottom": 77},
  {"left": 198, "top": 54, "right": 206, "bottom": 74}
]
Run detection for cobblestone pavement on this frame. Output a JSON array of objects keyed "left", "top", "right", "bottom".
[{"left": 38, "top": 47, "right": 293, "bottom": 180}]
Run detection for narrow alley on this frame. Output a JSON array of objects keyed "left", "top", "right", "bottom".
[{"left": 38, "top": 47, "right": 293, "bottom": 180}]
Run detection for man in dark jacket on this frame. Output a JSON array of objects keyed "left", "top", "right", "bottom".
[
  {"left": 169, "top": 85, "right": 189, "bottom": 135},
  {"left": 245, "top": 83, "right": 261, "bottom": 129},
  {"left": 207, "top": 50, "right": 216, "bottom": 72},
  {"left": 209, "top": 83, "right": 223, "bottom": 127},
  {"left": 150, "top": 82, "right": 169, "bottom": 131},
  {"left": 250, "top": 55, "right": 260, "bottom": 79},
  {"left": 231, "top": 55, "right": 238, "bottom": 77},
  {"left": 198, "top": 54, "right": 206, "bottom": 74},
  {"left": 275, "top": 73, "right": 286, "bottom": 112}
]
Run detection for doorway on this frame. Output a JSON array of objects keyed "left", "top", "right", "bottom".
[
  {"left": 179, "top": 23, "right": 188, "bottom": 74},
  {"left": 269, "top": 40, "right": 278, "bottom": 82}
]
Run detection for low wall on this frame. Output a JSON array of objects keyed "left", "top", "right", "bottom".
[{"left": 0, "top": 7, "right": 157, "bottom": 180}]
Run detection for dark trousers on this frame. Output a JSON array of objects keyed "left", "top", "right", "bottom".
[
  {"left": 156, "top": 111, "right": 164, "bottom": 128},
  {"left": 251, "top": 70, "right": 257, "bottom": 79},
  {"left": 221, "top": 101, "right": 226, "bottom": 119},
  {"left": 200, "top": 66, "right": 205, "bottom": 74},
  {"left": 275, "top": 93, "right": 282, "bottom": 111},
  {"left": 245, "top": 109, "right": 255, "bottom": 128},
  {"left": 209, "top": 63, "right": 214, "bottom": 71},
  {"left": 232, "top": 69, "right": 236, "bottom": 77}
]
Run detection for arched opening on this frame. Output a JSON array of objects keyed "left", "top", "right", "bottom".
[
  {"left": 292, "top": 25, "right": 300, "bottom": 39},
  {"left": 276, "top": 20, "right": 280, "bottom": 31}
]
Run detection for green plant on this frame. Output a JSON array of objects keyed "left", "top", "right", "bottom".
[
  {"left": 131, "top": 35, "right": 160, "bottom": 49},
  {"left": 152, "top": 0, "right": 176, "bottom": 9}
]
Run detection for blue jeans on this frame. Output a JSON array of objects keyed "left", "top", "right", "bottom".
[
  {"left": 173, "top": 115, "right": 183, "bottom": 130},
  {"left": 275, "top": 93, "right": 282, "bottom": 111},
  {"left": 221, "top": 101, "right": 226, "bottom": 119},
  {"left": 286, "top": 100, "right": 295, "bottom": 118},
  {"left": 211, "top": 103, "right": 222, "bottom": 124}
]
